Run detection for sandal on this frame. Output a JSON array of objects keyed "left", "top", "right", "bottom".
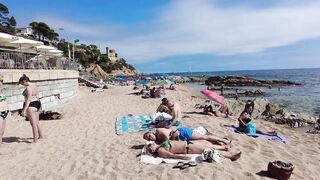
[{"left": 173, "top": 161, "right": 198, "bottom": 169}]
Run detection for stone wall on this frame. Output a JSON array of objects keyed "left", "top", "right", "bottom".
[{"left": 1, "top": 70, "right": 79, "bottom": 111}]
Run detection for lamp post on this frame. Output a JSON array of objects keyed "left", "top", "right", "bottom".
[
  {"left": 58, "top": 28, "right": 71, "bottom": 60},
  {"left": 73, "top": 39, "right": 79, "bottom": 62}
]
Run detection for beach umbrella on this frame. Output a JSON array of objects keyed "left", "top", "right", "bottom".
[
  {"left": 200, "top": 89, "right": 224, "bottom": 105},
  {"left": 10, "top": 37, "right": 43, "bottom": 49},
  {"left": 36, "top": 45, "right": 55, "bottom": 51},
  {"left": 137, "top": 80, "right": 150, "bottom": 86},
  {"left": 159, "top": 73, "right": 170, "bottom": 77},
  {"left": 0, "top": 32, "right": 17, "bottom": 43},
  {"left": 154, "top": 79, "right": 174, "bottom": 85},
  {"left": 165, "top": 79, "right": 174, "bottom": 84},
  {"left": 49, "top": 49, "right": 63, "bottom": 53}
]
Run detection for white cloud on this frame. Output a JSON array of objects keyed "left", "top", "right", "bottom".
[
  {"left": 35, "top": 0, "right": 320, "bottom": 63},
  {"left": 109, "top": 0, "right": 320, "bottom": 63}
]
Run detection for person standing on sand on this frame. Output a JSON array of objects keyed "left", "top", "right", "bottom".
[
  {"left": 0, "top": 75, "right": 9, "bottom": 151},
  {"left": 19, "top": 74, "right": 44, "bottom": 143},
  {"left": 220, "top": 85, "right": 224, "bottom": 95},
  {"left": 156, "top": 98, "right": 181, "bottom": 127}
]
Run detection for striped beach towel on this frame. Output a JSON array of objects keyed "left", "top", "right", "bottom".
[{"left": 115, "top": 115, "right": 153, "bottom": 135}]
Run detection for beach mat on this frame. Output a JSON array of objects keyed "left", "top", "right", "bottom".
[
  {"left": 115, "top": 115, "right": 153, "bottom": 135},
  {"left": 140, "top": 144, "right": 204, "bottom": 165},
  {"left": 227, "top": 126, "right": 288, "bottom": 144}
]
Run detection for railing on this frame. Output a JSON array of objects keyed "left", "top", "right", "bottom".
[{"left": 0, "top": 48, "right": 79, "bottom": 70}]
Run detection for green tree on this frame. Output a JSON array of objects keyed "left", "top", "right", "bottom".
[
  {"left": 0, "top": 3, "right": 16, "bottom": 34},
  {"left": 57, "top": 39, "right": 69, "bottom": 57},
  {"left": 29, "top": 21, "right": 59, "bottom": 42}
]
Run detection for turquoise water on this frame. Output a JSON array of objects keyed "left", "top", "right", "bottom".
[{"left": 174, "top": 68, "right": 320, "bottom": 116}]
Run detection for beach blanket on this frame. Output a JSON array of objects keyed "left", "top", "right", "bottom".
[
  {"left": 140, "top": 144, "right": 204, "bottom": 165},
  {"left": 115, "top": 115, "right": 153, "bottom": 135},
  {"left": 227, "top": 126, "right": 288, "bottom": 144}
]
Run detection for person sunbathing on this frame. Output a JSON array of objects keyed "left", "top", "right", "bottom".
[
  {"left": 156, "top": 98, "right": 181, "bottom": 127},
  {"left": 143, "top": 127, "right": 230, "bottom": 147},
  {"left": 238, "top": 102, "right": 277, "bottom": 136},
  {"left": 146, "top": 140, "right": 241, "bottom": 161},
  {"left": 204, "top": 105, "right": 230, "bottom": 118},
  {"left": 169, "top": 84, "right": 176, "bottom": 90}
]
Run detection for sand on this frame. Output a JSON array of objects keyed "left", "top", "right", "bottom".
[{"left": 0, "top": 85, "right": 319, "bottom": 180}]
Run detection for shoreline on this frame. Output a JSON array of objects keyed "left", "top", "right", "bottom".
[{"left": 0, "top": 85, "right": 319, "bottom": 179}]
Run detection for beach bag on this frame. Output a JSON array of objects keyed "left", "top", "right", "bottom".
[
  {"left": 246, "top": 122, "right": 256, "bottom": 134},
  {"left": 150, "top": 112, "right": 172, "bottom": 123},
  {"left": 267, "top": 161, "right": 294, "bottom": 180}
]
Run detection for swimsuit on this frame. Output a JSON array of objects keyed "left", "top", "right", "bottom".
[
  {"left": 22, "top": 89, "right": 41, "bottom": 110},
  {"left": 177, "top": 127, "right": 193, "bottom": 142},
  {"left": 160, "top": 139, "right": 190, "bottom": 153},
  {"left": 161, "top": 140, "right": 172, "bottom": 150},
  {"left": 0, "top": 95, "right": 9, "bottom": 119},
  {"left": 23, "top": 101, "right": 41, "bottom": 110},
  {"left": 0, "top": 110, "right": 9, "bottom": 119},
  {"left": 0, "top": 95, "right": 6, "bottom": 102}
]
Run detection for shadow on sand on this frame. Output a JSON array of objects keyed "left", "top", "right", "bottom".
[{"left": 2, "top": 136, "right": 33, "bottom": 144}]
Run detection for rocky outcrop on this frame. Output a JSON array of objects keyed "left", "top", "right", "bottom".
[
  {"left": 225, "top": 98, "right": 317, "bottom": 128},
  {"left": 223, "top": 89, "right": 265, "bottom": 98},
  {"left": 207, "top": 76, "right": 301, "bottom": 87}
]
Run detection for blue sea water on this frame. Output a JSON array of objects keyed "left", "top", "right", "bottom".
[{"left": 173, "top": 68, "right": 320, "bottom": 117}]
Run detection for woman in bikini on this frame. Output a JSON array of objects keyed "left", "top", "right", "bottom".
[
  {"left": 147, "top": 140, "right": 241, "bottom": 161},
  {"left": 0, "top": 75, "right": 9, "bottom": 150},
  {"left": 238, "top": 102, "right": 277, "bottom": 136},
  {"left": 204, "top": 104, "right": 230, "bottom": 118},
  {"left": 19, "top": 74, "right": 43, "bottom": 143}
]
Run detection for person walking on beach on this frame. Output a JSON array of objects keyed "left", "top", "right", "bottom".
[
  {"left": 0, "top": 75, "right": 9, "bottom": 151},
  {"left": 19, "top": 74, "right": 43, "bottom": 143},
  {"left": 156, "top": 98, "right": 181, "bottom": 127},
  {"left": 220, "top": 85, "right": 224, "bottom": 95}
]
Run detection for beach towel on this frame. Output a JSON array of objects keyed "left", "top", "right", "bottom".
[
  {"left": 140, "top": 144, "right": 204, "bottom": 165},
  {"left": 227, "top": 126, "right": 288, "bottom": 144},
  {"left": 115, "top": 115, "right": 153, "bottom": 135}
]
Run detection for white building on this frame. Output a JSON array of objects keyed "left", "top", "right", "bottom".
[{"left": 16, "top": 27, "right": 33, "bottom": 36}]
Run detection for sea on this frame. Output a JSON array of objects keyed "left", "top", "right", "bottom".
[{"left": 172, "top": 68, "right": 320, "bottom": 117}]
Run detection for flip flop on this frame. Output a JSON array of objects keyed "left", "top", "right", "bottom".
[
  {"left": 173, "top": 161, "right": 185, "bottom": 169},
  {"left": 173, "top": 161, "right": 198, "bottom": 169}
]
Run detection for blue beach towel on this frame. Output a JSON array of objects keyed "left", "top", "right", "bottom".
[
  {"left": 115, "top": 115, "right": 153, "bottom": 135},
  {"left": 227, "top": 126, "right": 288, "bottom": 144}
]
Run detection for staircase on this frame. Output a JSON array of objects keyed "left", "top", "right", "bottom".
[{"left": 78, "top": 77, "right": 101, "bottom": 88}]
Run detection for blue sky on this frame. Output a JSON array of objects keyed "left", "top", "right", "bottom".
[{"left": 3, "top": 0, "right": 320, "bottom": 73}]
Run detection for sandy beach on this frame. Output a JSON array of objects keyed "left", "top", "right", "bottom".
[{"left": 0, "top": 85, "right": 319, "bottom": 180}]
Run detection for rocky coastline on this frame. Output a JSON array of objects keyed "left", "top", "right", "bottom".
[
  {"left": 172, "top": 75, "right": 301, "bottom": 87},
  {"left": 224, "top": 98, "right": 318, "bottom": 128}
]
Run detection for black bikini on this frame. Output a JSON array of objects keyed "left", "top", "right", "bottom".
[{"left": 27, "top": 100, "right": 41, "bottom": 110}]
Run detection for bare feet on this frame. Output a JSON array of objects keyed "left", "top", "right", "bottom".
[
  {"left": 230, "top": 151, "right": 241, "bottom": 161},
  {"left": 223, "top": 137, "right": 232, "bottom": 145}
]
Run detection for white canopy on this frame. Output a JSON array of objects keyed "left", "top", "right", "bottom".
[
  {"left": 49, "top": 49, "right": 63, "bottom": 53},
  {"left": 36, "top": 45, "right": 55, "bottom": 54},
  {"left": 10, "top": 37, "right": 43, "bottom": 45},
  {"left": 8, "top": 37, "right": 43, "bottom": 49}
]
